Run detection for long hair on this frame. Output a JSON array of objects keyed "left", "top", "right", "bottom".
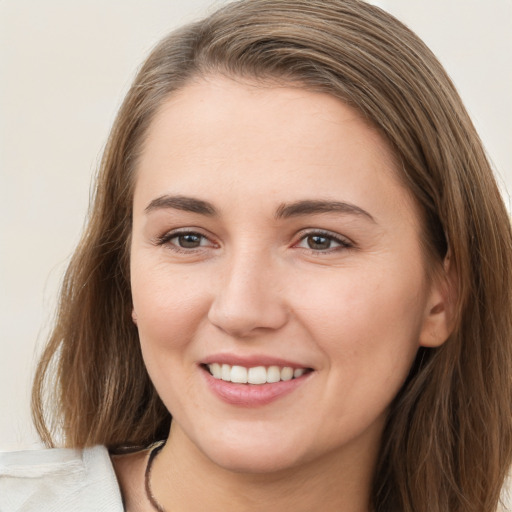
[{"left": 32, "top": 1, "right": 512, "bottom": 511}]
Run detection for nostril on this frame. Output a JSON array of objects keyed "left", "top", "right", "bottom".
[{"left": 208, "top": 299, "right": 289, "bottom": 337}]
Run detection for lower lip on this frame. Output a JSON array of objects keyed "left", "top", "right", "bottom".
[{"left": 201, "top": 367, "right": 311, "bottom": 407}]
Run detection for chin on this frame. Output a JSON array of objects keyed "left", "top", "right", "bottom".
[
  {"left": 196, "top": 429, "right": 309, "bottom": 475},
  {"left": 208, "top": 447, "right": 304, "bottom": 475}
]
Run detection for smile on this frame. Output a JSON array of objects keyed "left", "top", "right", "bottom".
[{"left": 205, "top": 363, "right": 309, "bottom": 384}]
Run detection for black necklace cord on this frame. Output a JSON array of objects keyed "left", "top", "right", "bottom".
[{"left": 145, "top": 441, "right": 167, "bottom": 512}]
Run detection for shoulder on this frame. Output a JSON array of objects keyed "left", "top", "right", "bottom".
[{"left": 0, "top": 445, "right": 124, "bottom": 512}]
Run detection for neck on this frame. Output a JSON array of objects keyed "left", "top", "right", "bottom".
[{"left": 149, "top": 423, "right": 379, "bottom": 512}]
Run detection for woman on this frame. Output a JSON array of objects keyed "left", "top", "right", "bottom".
[{"left": 2, "top": 0, "right": 511, "bottom": 511}]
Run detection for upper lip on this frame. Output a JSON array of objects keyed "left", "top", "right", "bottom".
[{"left": 200, "top": 353, "right": 312, "bottom": 369}]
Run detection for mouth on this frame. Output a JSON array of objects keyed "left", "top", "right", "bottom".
[{"left": 202, "top": 363, "right": 312, "bottom": 385}]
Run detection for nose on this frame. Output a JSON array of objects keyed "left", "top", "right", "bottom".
[{"left": 207, "top": 249, "right": 289, "bottom": 338}]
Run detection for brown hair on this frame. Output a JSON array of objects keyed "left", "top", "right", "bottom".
[{"left": 32, "top": 1, "right": 512, "bottom": 510}]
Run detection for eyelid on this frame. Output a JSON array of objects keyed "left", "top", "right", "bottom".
[
  {"left": 154, "top": 227, "right": 218, "bottom": 250},
  {"left": 294, "top": 228, "right": 354, "bottom": 251}
]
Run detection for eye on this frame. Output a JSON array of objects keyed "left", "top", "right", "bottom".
[
  {"left": 295, "top": 231, "right": 352, "bottom": 252},
  {"left": 156, "top": 230, "right": 215, "bottom": 251},
  {"left": 304, "top": 234, "right": 337, "bottom": 251},
  {"left": 173, "top": 233, "right": 207, "bottom": 249}
]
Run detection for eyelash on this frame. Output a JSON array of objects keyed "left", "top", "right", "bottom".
[
  {"left": 154, "top": 229, "right": 354, "bottom": 254},
  {"left": 295, "top": 230, "right": 353, "bottom": 254},
  {"left": 155, "top": 229, "right": 216, "bottom": 254}
]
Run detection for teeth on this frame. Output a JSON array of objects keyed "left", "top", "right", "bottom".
[
  {"left": 230, "top": 365, "right": 248, "bottom": 383},
  {"left": 267, "top": 366, "right": 281, "bottom": 383},
  {"left": 210, "top": 363, "right": 222, "bottom": 379},
  {"left": 221, "top": 364, "right": 231, "bottom": 381},
  {"left": 207, "top": 363, "right": 308, "bottom": 384},
  {"left": 247, "top": 366, "right": 267, "bottom": 384},
  {"left": 281, "top": 367, "right": 294, "bottom": 381}
]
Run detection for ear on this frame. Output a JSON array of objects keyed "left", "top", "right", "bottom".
[
  {"left": 419, "top": 254, "right": 458, "bottom": 348},
  {"left": 131, "top": 308, "right": 138, "bottom": 325}
]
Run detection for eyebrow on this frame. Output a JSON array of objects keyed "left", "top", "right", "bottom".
[
  {"left": 145, "top": 195, "right": 375, "bottom": 223},
  {"left": 145, "top": 195, "right": 218, "bottom": 216},
  {"left": 275, "top": 199, "right": 375, "bottom": 222}
]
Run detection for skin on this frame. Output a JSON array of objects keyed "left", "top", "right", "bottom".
[{"left": 116, "top": 75, "right": 452, "bottom": 511}]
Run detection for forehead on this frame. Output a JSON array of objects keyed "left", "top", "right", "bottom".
[{"left": 134, "top": 75, "right": 417, "bottom": 225}]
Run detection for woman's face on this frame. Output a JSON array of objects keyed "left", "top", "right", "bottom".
[{"left": 130, "top": 76, "right": 448, "bottom": 474}]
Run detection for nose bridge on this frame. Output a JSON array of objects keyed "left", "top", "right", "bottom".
[{"left": 208, "top": 243, "right": 288, "bottom": 337}]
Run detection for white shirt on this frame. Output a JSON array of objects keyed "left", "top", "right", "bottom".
[{"left": 0, "top": 445, "right": 124, "bottom": 512}]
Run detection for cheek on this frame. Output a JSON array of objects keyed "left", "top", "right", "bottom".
[
  {"left": 130, "top": 265, "right": 212, "bottom": 414},
  {"left": 131, "top": 261, "right": 212, "bottom": 352},
  {"left": 290, "top": 263, "right": 427, "bottom": 373}
]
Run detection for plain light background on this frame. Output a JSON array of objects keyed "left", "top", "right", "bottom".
[{"left": 1, "top": 0, "right": 511, "bottom": 450}]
